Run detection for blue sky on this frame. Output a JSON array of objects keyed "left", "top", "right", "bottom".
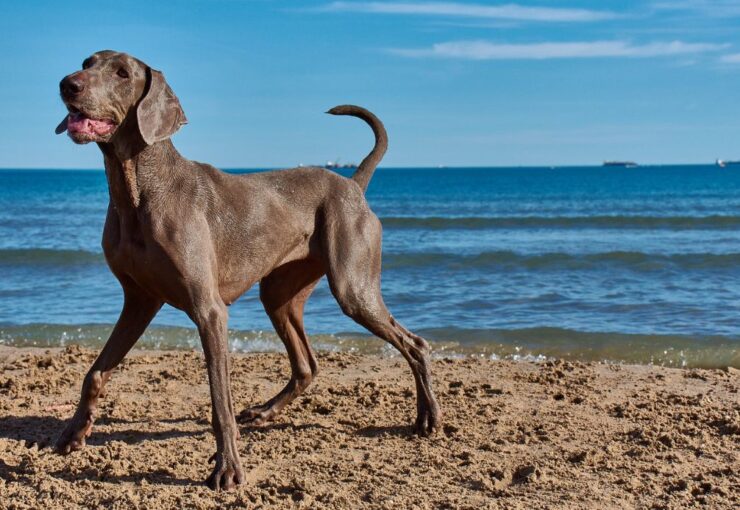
[{"left": 2, "top": 0, "right": 740, "bottom": 167}]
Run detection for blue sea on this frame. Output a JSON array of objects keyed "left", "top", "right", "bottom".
[{"left": 1, "top": 166, "right": 738, "bottom": 368}]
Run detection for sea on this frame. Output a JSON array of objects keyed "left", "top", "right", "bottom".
[{"left": 1, "top": 166, "right": 738, "bottom": 368}]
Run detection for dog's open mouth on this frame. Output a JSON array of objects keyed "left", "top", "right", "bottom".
[{"left": 67, "top": 110, "right": 117, "bottom": 136}]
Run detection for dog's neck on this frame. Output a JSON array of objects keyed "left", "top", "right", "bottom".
[{"left": 98, "top": 138, "right": 182, "bottom": 212}]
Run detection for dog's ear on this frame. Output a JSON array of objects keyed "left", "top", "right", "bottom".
[
  {"left": 136, "top": 68, "right": 187, "bottom": 145},
  {"left": 55, "top": 116, "right": 68, "bottom": 134}
]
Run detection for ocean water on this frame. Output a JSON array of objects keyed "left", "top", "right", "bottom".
[{"left": 0, "top": 166, "right": 738, "bottom": 368}]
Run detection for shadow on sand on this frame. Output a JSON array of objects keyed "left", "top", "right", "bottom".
[
  {"left": 0, "top": 415, "right": 206, "bottom": 448},
  {"left": 0, "top": 415, "right": 207, "bottom": 487},
  {"left": 355, "top": 424, "right": 414, "bottom": 438}
]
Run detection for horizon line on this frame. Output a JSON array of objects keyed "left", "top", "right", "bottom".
[{"left": 0, "top": 162, "right": 728, "bottom": 171}]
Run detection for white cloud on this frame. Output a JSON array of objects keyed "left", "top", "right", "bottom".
[
  {"left": 719, "top": 53, "right": 740, "bottom": 63},
  {"left": 652, "top": 0, "right": 740, "bottom": 17},
  {"left": 389, "top": 40, "right": 729, "bottom": 60},
  {"left": 321, "top": 1, "right": 617, "bottom": 22}
]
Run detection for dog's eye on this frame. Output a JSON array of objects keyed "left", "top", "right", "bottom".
[
  {"left": 117, "top": 68, "right": 129, "bottom": 79},
  {"left": 82, "top": 59, "right": 92, "bottom": 70}
]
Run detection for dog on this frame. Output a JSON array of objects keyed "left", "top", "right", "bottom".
[{"left": 54, "top": 50, "right": 441, "bottom": 490}]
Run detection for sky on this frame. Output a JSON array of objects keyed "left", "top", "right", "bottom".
[{"left": 1, "top": 0, "right": 740, "bottom": 168}]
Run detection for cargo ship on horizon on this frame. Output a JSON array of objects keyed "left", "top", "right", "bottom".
[
  {"left": 716, "top": 159, "right": 740, "bottom": 168},
  {"left": 603, "top": 161, "right": 638, "bottom": 168}
]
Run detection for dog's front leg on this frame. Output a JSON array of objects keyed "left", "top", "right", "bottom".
[
  {"left": 57, "top": 286, "right": 162, "bottom": 453},
  {"left": 193, "top": 300, "right": 244, "bottom": 490}
]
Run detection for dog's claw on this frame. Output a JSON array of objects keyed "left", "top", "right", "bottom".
[
  {"left": 206, "top": 452, "right": 244, "bottom": 491},
  {"left": 414, "top": 406, "right": 442, "bottom": 437}
]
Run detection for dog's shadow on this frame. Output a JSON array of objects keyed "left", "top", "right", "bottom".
[
  {"left": 0, "top": 415, "right": 204, "bottom": 487},
  {"left": 355, "top": 424, "right": 414, "bottom": 438},
  {"left": 0, "top": 415, "right": 413, "bottom": 488},
  {"left": 1, "top": 453, "right": 193, "bottom": 489},
  {"left": 0, "top": 415, "right": 203, "bottom": 448},
  {"left": 0, "top": 415, "right": 67, "bottom": 449},
  {"left": 46, "top": 466, "right": 196, "bottom": 487},
  {"left": 239, "top": 421, "right": 329, "bottom": 435}
]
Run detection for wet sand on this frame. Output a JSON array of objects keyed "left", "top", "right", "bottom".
[{"left": 0, "top": 345, "right": 738, "bottom": 509}]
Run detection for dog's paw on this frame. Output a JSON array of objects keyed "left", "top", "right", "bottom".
[
  {"left": 237, "top": 405, "right": 275, "bottom": 426},
  {"left": 206, "top": 452, "right": 244, "bottom": 491},
  {"left": 55, "top": 415, "right": 93, "bottom": 454},
  {"left": 414, "top": 405, "right": 442, "bottom": 437}
]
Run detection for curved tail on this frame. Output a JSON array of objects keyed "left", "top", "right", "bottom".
[{"left": 326, "top": 105, "right": 387, "bottom": 192}]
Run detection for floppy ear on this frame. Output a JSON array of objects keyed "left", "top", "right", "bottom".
[
  {"left": 136, "top": 68, "right": 187, "bottom": 145},
  {"left": 55, "top": 116, "right": 68, "bottom": 134}
]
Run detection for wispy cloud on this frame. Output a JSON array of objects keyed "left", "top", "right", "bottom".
[
  {"left": 389, "top": 40, "right": 729, "bottom": 60},
  {"left": 719, "top": 53, "right": 740, "bottom": 63},
  {"left": 320, "top": 2, "right": 618, "bottom": 22},
  {"left": 652, "top": 0, "right": 740, "bottom": 17}
]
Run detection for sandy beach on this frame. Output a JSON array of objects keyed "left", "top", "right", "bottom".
[{"left": 0, "top": 345, "right": 737, "bottom": 509}]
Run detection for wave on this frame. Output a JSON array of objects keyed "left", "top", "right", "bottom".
[
  {"left": 0, "top": 323, "right": 736, "bottom": 369},
  {"left": 380, "top": 215, "right": 740, "bottom": 230},
  {"left": 0, "top": 248, "right": 104, "bottom": 266},
  {"left": 383, "top": 251, "right": 740, "bottom": 271},
  {"left": 421, "top": 326, "right": 740, "bottom": 369},
  {"left": 1, "top": 248, "right": 737, "bottom": 272}
]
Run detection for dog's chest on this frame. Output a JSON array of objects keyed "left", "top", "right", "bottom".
[{"left": 102, "top": 207, "right": 188, "bottom": 304}]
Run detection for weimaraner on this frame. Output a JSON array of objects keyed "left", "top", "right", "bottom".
[{"left": 54, "top": 50, "right": 441, "bottom": 490}]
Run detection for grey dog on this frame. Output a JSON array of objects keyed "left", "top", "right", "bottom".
[{"left": 54, "top": 50, "right": 441, "bottom": 490}]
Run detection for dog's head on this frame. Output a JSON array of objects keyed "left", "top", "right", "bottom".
[{"left": 56, "top": 50, "right": 187, "bottom": 145}]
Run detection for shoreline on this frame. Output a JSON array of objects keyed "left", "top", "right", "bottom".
[
  {"left": 2, "top": 323, "right": 738, "bottom": 370},
  {"left": 1, "top": 345, "right": 738, "bottom": 508}
]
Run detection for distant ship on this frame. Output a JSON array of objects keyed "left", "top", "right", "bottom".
[
  {"left": 716, "top": 159, "right": 740, "bottom": 168},
  {"left": 297, "top": 159, "right": 358, "bottom": 170},
  {"left": 603, "top": 161, "right": 638, "bottom": 168},
  {"left": 324, "top": 158, "right": 357, "bottom": 170}
]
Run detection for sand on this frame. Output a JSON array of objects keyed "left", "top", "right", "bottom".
[{"left": 0, "top": 345, "right": 737, "bottom": 509}]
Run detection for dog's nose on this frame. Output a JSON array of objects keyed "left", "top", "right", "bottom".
[{"left": 60, "top": 75, "right": 85, "bottom": 98}]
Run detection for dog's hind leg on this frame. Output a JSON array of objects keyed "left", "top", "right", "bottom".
[
  {"left": 239, "top": 259, "right": 324, "bottom": 425},
  {"left": 322, "top": 211, "right": 441, "bottom": 436}
]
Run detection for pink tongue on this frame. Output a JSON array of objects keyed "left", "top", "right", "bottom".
[{"left": 67, "top": 114, "right": 115, "bottom": 135}]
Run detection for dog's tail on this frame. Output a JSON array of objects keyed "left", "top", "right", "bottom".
[{"left": 326, "top": 105, "right": 387, "bottom": 192}]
